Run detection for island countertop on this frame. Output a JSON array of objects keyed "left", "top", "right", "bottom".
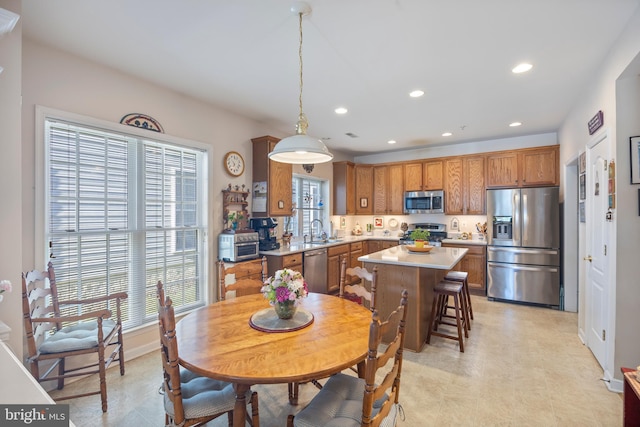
[{"left": 358, "top": 245, "right": 467, "bottom": 269}]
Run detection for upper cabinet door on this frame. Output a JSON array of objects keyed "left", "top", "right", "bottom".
[
  {"left": 388, "top": 164, "right": 404, "bottom": 214},
  {"left": 424, "top": 160, "right": 444, "bottom": 190},
  {"left": 355, "top": 165, "right": 373, "bottom": 215},
  {"left": 486, "top": 152, "right": 519, "bottom": 188},
  {"left": 464, "top": 156, "right": 486, "bottom": 215},
  {"left": 520, "top": 146, "right": 558, "bottom": 187},
  {"left": 444, "top": 158, "right": 464, "bottom": 215},
  {"left": 403, "top": 163, "right": 423, "bottom": 191}
]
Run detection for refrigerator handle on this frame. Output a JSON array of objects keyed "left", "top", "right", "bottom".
[
  {"left": 522, "top": 193, "right": 528, "bottom": 242},
  {"left": 513, "top": 190, "right": 521, "bottom": 245}
]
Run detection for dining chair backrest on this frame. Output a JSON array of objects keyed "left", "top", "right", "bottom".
[
  {"left": 362, "top": 289, "right": 409, "bottom": 427},
  {"left": 217, "top": 256, "right": 268, "bottom": 301},
  {"left": 156, "top": 282, "right": 186, "bottom": 425},
  {"left": 339, "top": 258, "right": 377, "bottom": 311}
]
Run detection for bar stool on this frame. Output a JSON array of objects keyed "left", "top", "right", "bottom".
[
  {"left": 444, "top": 270, "right": 473, "bottom": 328},
  {"left": 427, "top": 280, "right": 467, "bottom": 352}
]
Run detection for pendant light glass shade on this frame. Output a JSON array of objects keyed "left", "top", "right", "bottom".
[{"left": 268, "top": 2, "right": 333, "bottom": 165}]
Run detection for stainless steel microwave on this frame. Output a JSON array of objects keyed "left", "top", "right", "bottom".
[{"left": 403, "top": 190, "right": 445, "bottom": 214}]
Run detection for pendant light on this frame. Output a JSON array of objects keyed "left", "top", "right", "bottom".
[{"left": 268, "top": 1, "right": 333, "bottom": 164}]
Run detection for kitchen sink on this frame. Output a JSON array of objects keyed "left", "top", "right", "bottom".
[{"left": 306, "top": 239, "right": 343, "bottom": 246}]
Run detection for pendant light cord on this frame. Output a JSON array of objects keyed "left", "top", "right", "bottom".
[{"left": 296, "top": 11, "right": 308, "bottom": 134}]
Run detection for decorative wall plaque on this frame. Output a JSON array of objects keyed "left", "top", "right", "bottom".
[{"left": 120, "top": 113, "right": 164, "bottom": 133}]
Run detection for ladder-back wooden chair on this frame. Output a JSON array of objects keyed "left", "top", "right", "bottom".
[
  {"left": 289, "top": 260, "right": 379, "bottom": 405},
  {"left": 339, "top": 258, "right": 377, "bottom": 311},
  {"left": 21, "top": 261, "right": 127, "bottom": 412},
  {"left": 217, "top": 256, "right": 268, "bottom": 301},
  {"left": 287, "top": 289, "right": 409, "bottom": 427},
  {"left": 156, "top": 281, "right": 260, "bottom": 427}
]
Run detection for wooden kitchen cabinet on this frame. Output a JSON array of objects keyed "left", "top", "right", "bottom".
[
  {"left": 464, "top": 156, "right": 486, "bottom": 214},
  {"left": 486, "top": 151, "right": 519, "bottom": 188},
  {"left": 444, "top": 158, "right": 464, "bottom": 214},
  {"left": 327, "top": 244, "right": 350, "bottom": 294},
  {"left": 349, "top": 241, "right": 363, "bottom": 271},
  {"left": 404, "top": 162, "right": 423, "bottom": 191},
  {"left": 403, "top": 160, "right": 443, "bottom": 191},
  {"left": 251, "top": 136, "right": 292, "bottom": 217},
  {"left": 366, "top": 239, "right": 398, "bottom": 254},
  {"left": 355, "top": 164, "right": 373, "bottom": 215},
  {"left": 333, "top": 161, "right": 356, "bottom": 215},
  {"left": 520, "top": 146, "right": 559, "bottom": 187},
  {"left": 373, "top": 164, "right": 404, "bottom": 215},
  {"left": 486, "top": 145, "right": 559, "bottom": 188},
  {"left": 265, "top": 253, "right": 303, "bottom": 277},
  {"left": 442, "top": 243, "right": 486, "bottom": 295},
  {"left": 444, "top": 156, "right": 485, "bottom": 215}
]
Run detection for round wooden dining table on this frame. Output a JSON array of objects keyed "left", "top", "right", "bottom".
[{"left": 175, "top": 292, "right": 372, "bottom": 427}]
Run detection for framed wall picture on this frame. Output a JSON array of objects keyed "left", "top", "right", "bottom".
[
  {"left": 630, "top": 136, "right": 640, "bottom": 184},
  {"left": 374, "top": 217, "right": 383, "bottom": 228},
  {"left": 360, "top": 198, "right": 368, "bottom": 208},
  {"left": 579, "top": 152, "right": 586, "bottom": 174},
  {"left": 579, "top": 174, "right": 586, "bottom": 200},
  {"left": 579, "top": 202, "right": 585, "bottom": 223}
]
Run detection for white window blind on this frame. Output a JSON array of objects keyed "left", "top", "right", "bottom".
[
  {"left": 45, "top": 119, "right": 207, "bottom": 330},
  {"left": 291, "top": 177, "right": 325, "bottom": 237}
]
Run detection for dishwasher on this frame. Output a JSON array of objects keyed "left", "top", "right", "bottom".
[{"left": 303, "top": 248, "right": 328, "bottom": 294}]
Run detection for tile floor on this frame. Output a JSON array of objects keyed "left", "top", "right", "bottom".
[{"left": 50, "top": 296, "right": 623, "bottom": 426}]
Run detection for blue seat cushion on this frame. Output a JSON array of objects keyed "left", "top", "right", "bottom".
[
  {"left": 38, "top": 319, "right": 117, "bottom": 354},
  {"left": 164, "top": 368, "right": 252, "bottom": 419},
  {"left": 293, "top": 373, "right": 398, "bottom": 427}
]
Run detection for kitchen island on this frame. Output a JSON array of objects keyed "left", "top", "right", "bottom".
[{"left": 358, "top": 245, "right": 467, "bottom": 352}]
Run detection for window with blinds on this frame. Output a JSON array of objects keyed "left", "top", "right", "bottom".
[
  {"left": 291, "top": 177, "right": 325, "bottom": 237},
  {"left": 45, "top": 119, "right": 208, "bottom": 330}
]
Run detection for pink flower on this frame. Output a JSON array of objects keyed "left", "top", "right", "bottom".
[{"left": 0, "top": 280, "right": 11, "bottom": 293}]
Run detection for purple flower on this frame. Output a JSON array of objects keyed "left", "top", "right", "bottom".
[{"left": 275, "top": 286, "right": 290, "bottom": 303}]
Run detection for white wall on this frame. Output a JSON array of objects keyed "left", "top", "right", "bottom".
[
  {"left": 0, "top": 0, "right": 23, "bottom": 357},
  {"left": 558, "top": 6, "right": 640, "bottom": 383}
]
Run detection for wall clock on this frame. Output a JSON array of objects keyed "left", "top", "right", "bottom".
[{"left": 224, "top": 151, "right": 245, "bottom": 177}]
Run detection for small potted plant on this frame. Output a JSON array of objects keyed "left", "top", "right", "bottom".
[{"left": 409, "top": 228, "right": 430, "bottom": 248}]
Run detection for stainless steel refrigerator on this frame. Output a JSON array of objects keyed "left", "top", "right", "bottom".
[{"left": 486, "top": 187, "right": 560, "bottom": 307}]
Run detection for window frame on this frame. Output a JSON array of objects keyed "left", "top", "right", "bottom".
[{"left": 35, "top": 106, "right": 213, "bottom": 330}]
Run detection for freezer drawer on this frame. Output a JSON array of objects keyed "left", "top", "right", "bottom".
[
  {"left": 487, "top": 262, "right": 560, "bottom": 306},
  {"left": 487, "top": 246, "right": 559, "bottom": 266}
]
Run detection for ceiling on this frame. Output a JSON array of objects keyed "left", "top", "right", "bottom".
[{"left": 21, "top": 0, "right": 640, "bottom": 156}]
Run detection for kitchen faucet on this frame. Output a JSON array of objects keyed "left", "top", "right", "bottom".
[{"left": 310, "top": 219, "right": 324, "bottom": 242}]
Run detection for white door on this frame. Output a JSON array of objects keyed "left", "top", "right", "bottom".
[{"left": 585, "top": 134, "right": 610, "bottom": 369}]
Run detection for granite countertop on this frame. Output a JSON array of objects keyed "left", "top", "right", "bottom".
[
  {"left": 259, "top": 235, "right": 401, "bottom": 256},
  {"left": 441, "top": 238, "right": 487, "bottom": 246},
  {"left": 358, "top": 245, "right": 468, "bottom": 269}
]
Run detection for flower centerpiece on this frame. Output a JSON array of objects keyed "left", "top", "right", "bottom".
[
  {"left": 261, "top": 268, "right": 308, "bottom": 319},
  {"left": 0, "top": 280, "right": 12, "bottom": 303}
]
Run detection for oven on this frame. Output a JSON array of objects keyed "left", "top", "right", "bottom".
[
  {"left": 403, "top": 190, "right": 444, "bottom": 214},
  {"left": 218, "top": 232, "right": 260, "bottom": 262},
  {"left": 399, "top": 223, "right": 447, "bottom": 246}
]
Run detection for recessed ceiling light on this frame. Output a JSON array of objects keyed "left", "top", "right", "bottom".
[
  {"left": 512, "top": 63, "right": 533, "bottom": 74},
  {"left": 334, "top": 107, "right": 348, "bottom": 114},
  {"left": 442, "top": 132, "right": 452, "bottom": 137},
  {"left": 387, "top": 140, "right": 397, "bottom": 144},
  {"left": 409, "top": 90, "right": 424, "bottom": 98},
  {"left": 509, "top": 122, "right": 522, "bottom": 127}
]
